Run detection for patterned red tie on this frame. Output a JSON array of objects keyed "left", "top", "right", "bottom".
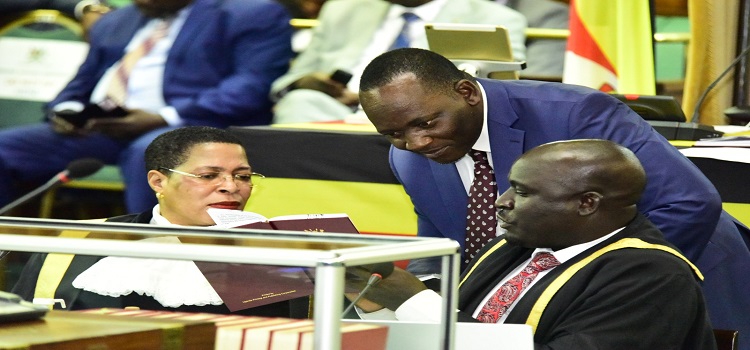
[
  {"left": 476, "top": 252, "right": 561, "bottom": 323},
  {"left": 464, "top": 150, "right": 497, "bottom": 266},
  {"left": 103, "top": 19, "right": 171, "bottom": 107}
]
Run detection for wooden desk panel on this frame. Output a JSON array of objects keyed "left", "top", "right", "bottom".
[{"left": 0, "top": 310, "right": 215, "bottom": 349}]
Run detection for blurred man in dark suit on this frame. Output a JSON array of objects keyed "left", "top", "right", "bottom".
[{"left": 0, "top": 0, "right": 294, "bottom": 214}]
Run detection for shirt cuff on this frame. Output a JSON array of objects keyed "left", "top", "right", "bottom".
[
  {"left": 159, "top": 106, "right": 183, "bottom": 126},
  {"left": 394, "top": 289, "right": 443, "bottom": 322},
  {"left": 53, "top": 101, "right": 85, "bottom": 113},
  {"left": 355, "top": 306, "right": 398, "bottom": 321}
]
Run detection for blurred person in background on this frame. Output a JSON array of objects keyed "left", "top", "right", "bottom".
[
  {"left": 0, "top": 0, "right": 294, "bottom": 215},
  {"left": 270, "top": 0, "right": 527, "bottom": 124},
  {"left": 275, "top": 0, "right": 326, "bottom": 54},
  {"left": 502, "top": 0, "right": 568, "bottom": 78}
]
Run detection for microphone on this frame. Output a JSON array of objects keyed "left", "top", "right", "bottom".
[
  {"left": 691, "top": 44, "right": 750, "bottom": 123},
  {"left": 342, "top": 262, "right": 394, "bottom": 317},
  {"left": 360, "top": 262, "right": 395, "bottom": 279},
  {"left": 0, "top": 158, "right": 104, "bottom": 216}
]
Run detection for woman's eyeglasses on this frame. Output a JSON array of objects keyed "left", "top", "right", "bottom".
[{"left": 158, "top": 167, "right": 265, "bottom": 187}]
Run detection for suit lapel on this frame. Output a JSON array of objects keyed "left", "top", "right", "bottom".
[
  {"left": 481, "top": 79, "right": 525, "bottom": 192},
  {"left": 488, "top": 123, "right": 524, "bottom": 192},
  {"left": 429, "top": 160, "right": 467, "bottom": 241},
  {"left": 109, "top": 9, "right": 149, "bottom": 60},
  {"left": 169, "top": 0, "right": 216, "bottom": 61}
]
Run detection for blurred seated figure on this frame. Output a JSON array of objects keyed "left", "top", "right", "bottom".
[
  {"left": 12, "top": 126, "right": 306, "bottom": 317},
  {"left": 270, "top": 0, "right": 527, "bottom": 124},
  {"left": 0, "top": 0, "right": 294, "bottom": 215},
  {"left": 502, "top": 0, "right": 568, "bottom": 79}
]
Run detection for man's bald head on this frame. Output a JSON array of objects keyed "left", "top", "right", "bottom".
[
  {"left": 497, "top": 139, "right": 646, "bottom": 249},
  {"left": 521, "top": 139, "right": 646, "bottom": 208}
]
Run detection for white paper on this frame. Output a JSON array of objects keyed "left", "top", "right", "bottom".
[
  {"left": 694, "top": 136, "right": 750, "bottom": 147},
  {"left": 679, "top": 147, "right": 750, "bottom": 164},
  {"left": 269, "top": 213, "right": 349, "bottom": 221},
  {"left": 713, "top": 125, "right": 750, "bottom": 134},
  {"left": 207, "top": 208, "right": 268, "bottom": 228}
]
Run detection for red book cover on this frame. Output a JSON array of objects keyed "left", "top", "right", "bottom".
[
  {"left": 267, "top": 213, "right": 359, "bottom": 234},
  {"left": 198, "top": 209, "right": 360, "bottom": 312},
  {"left": 193, "top": 262, "right": 314, "bottom": 312}
]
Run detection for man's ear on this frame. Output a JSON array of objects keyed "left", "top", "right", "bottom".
[
  {"left": 455, "top": 79, "right": 481, "bottom": 106},
  {"left": 147, "top": 170, "right": 167, "bottom": 194},
  {"left": 578, "top": 192, "right": 603, "bottom": 216}
]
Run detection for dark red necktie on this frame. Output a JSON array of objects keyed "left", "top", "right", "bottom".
[
  {"left": 464, "top": 150, "right": 497, "bottom": 266},
  {"left": 476, "top": 252, "right": 561, "bottom": 323}
]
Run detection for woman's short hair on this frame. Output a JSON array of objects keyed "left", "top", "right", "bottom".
[{"left": 144, "top": 126, "right": 245, "bottom": 171}]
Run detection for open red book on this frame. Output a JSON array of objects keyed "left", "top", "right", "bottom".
[
  {"left": 207, "top": 209, "right": 359, "bottom": 234},
  {"left": 197, "top": 209, "right": 359, "bottom": 311}
]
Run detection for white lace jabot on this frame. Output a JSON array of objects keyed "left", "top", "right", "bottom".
[{"left": 71, "top": 214, "right": 224, "bottom": 308}]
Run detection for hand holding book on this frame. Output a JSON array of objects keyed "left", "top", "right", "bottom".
[
  {"left": 207, "top": 208, "right": 359, "bottom": 234},
  {"left": 198, "top": 209, "right": 361, "bottom": 311}
]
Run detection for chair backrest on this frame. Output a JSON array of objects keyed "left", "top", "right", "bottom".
[
  {"left": 0, "top": 10, "right": 85, "bottom": 129},
  {"left": 714, "top": 329, "right": 739, "bottom": 350}
]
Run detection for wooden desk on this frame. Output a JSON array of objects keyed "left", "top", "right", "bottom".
[{"left": 0, "top": 310, "right": 215, "bottom": 349}]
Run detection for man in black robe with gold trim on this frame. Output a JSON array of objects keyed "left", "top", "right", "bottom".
[{"left": 347, "top": 139, "right": 717, "bottom": 349}]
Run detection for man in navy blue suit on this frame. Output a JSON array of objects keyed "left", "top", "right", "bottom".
[
  {"left": 0, "top": 0, "right": 294, "bottom": 213},
  {"left": 359, "top": 48, "right": 750, "bottom": 348}
]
